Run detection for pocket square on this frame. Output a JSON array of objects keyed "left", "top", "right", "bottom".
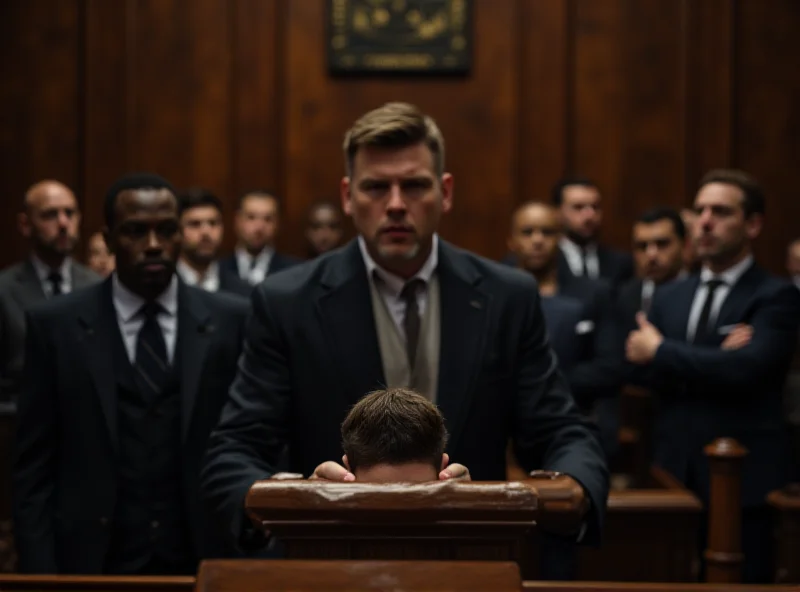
[{"left": 575, "top": 320, "right": 595, "bottom": 335}]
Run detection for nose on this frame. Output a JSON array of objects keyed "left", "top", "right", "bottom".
[
  {"left": 57, "top": 211, "right": 71, "bottom": 228},
  {"left": 145, "top": 230, "right": 162, "bottom": 252},
  {"left": 386, "top": 184, "right": 406, "bottom": 213},
  {"left": 645, "top": 243, "right": 659, "bottom": 259}
]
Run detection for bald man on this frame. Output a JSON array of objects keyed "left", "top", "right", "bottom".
[{"left": 0, "top": 180, "right": 99, "bottom": 402}]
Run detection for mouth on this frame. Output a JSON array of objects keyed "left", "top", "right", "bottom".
[
  {"left": 380, "top": 226, "right": 414, "bottom": 239},
  {"left": 140, "top": 261, "right": 170, "bottom": 273}
]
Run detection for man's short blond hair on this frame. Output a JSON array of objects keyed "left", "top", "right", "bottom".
[{"left": 342, "top": 102, "right": 445, "bottom": 178}]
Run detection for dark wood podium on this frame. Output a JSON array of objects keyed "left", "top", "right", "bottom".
[{"left": 244, "top": 474, "right": 585, "bottom": 577}]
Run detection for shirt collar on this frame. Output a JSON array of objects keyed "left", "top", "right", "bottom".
[
  {"left": 176, "top": 258, "right": 218, "bottom": 286},
  {"left": 700, "top": 254, "right": 754, "bottom": 287},
  {"left": 236, "top": 246, "right": 273, "bottom": 265},
  {"left": 358, "top": 234, "right": 439, "bottom": 296},
  {"left": 30, "top": 254, "right": 71, "bottom": 282},
  {"left": 112, "top": 272, "right": 179, "bottom": 323},
  {"left": 560, "top": 237, "right": 597, "bottom": 256}
]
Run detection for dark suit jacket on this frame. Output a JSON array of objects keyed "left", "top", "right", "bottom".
[
  {"left": 557, "top": 246, "right": 634, "bottom": 287},
  {"left": 12, "top": 278, "right": 249, "bottom": 574},
  {"left": 218, "top": 267, "right": 253, "bottom": 298},
  {"left": 0, "top": 259, "right": 99, "bottom": 401},
  {"left": 202, "top": 239, "right": 608, "bottom": 550},
  {"left": 219, "top": 251, "right": 301, "bottom": 283},
  {"left": 557, "top": 276, "right": 624, "bottom": 406},
  {"left": 641, "top": 264, "right": 800, "bottom": 506}
]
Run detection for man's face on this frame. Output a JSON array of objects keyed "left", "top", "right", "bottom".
[
  {"left": 19, "top": 182, "right": 81, "bottom": 257},
  {"left": 86, "top": 232, "right": 115, "bottom": 277},
  {"left": 787, "top": 242, "right": 800, "bottom": 277},
  {"left": 180, "top": 205, "right": 223, "bottom": 265},
  {"left": 693, "top": 182, "right": 761, "bottom": 265},
  {"left": 341, "top": 142, "right": 453, "bottom": 274},
  {"left": 632, "top": 219, "right": 685, "bottom": 284},
  {"left": 235, "top": 195, "right": 278, "bottom": 254},
  {"left": 507, "top": 204, "right": 561, "bottom": 274},
  {"left": 306, "top": 205, "right": 344, "bottom": 256},
  {"left": 559, "top": 185, "right": 602, "bottom": 243},
  {"left": 106, "top": 188, "right": 181, "bottom": 299}
]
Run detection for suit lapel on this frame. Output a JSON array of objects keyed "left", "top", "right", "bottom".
[
  {"left": 177, "top": 284, "right": 214, "bottom": 441},
  {"left": 436, "top": 242, "right": 490, "bottom": 453},
  {"left": 316, "top": 241, "right": 385, "bottom": 405},
  {"left": 77, "top": 279, "right": 120, "bottom": 454},
  {"left": 556, "top": 249, "right": 575, "bottom": 286},
  {"left": 716, "top": 263, "right": 762, "bottom": 329},
  {"left": 670, "top": 276, "right": 701, "bottom": 339}
]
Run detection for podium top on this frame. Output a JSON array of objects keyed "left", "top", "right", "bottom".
[{"left": 245, "top": 475, "right": 585, "bottom": 529}]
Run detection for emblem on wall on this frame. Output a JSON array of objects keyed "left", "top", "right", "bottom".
[{"left": 328, "top": 0, "right": 472, "bottom": 74}]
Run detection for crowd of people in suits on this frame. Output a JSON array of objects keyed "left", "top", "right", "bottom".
[{"left": 1, "top": 102, "right": 798, "bottom": 584}]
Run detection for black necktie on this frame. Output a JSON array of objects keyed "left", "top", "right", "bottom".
[
  {"left": 581, "top": 247, "right": 590, "bottom": 278},
  {"left": 401, "top": 279, "right": 424, "bottom": 372},
  {"left": 48, "top": 271, "right": 63, "bottom": 296},
  {"left": 134, "top": 302, "right": 169, "bottom": 401},
  {"left": 693, "top": 279, "right": 725, "bottom": 343}
]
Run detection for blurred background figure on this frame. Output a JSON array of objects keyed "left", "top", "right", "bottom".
[
  {"left": 177, "top": 188, "right": 251, "bottom": 298},
  {"left": 680, "top": 207, "right": 700, "bottom": 273},
  {"left": 786, "top": 238, "right": 800, "bottom": 289},
  {"left": 86, "top": 231, "right": 115, "bottom": 277},
  {"left": 220, "top": 190, "right": 300, "bottom": 285},
  {"left": 305, "top": 200, "right": 344, "bottom": 258}
]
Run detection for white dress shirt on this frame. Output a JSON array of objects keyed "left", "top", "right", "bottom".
[
  {"left": 559, "top": 238, "right": 599, "bottom": 279},
  {"left": 30, "top": 255, "right": 73, "bottom": 297},
  {"left": 177, "top": 259, "right": 220, "bottom": 292},
  {"left": 358, "top": 234, "right": 439, "bottom": 339},
  {"left": 236, "top": 247, "right": 273, "bottom": 285},
  {"left": 112, "top": 273, "right": 179, "bottom": 363},
  {"left": 686, "top": 255, "right": 754, "bottom": 341}
]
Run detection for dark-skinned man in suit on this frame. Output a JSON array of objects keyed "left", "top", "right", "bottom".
[
  {"left": 202, "top": 103, "right": 608, "bottom": 569},
  {"left": 176, "top": 188, "right": 252, "bottom": 298},
  {"left": 626, "top": 169, "right": 800, "bottom": 582},
  {"left": 219, "top": 190, "right": 300, "bottom": 285},
  {"left": 507, "top": 201, "right": 622, "bottom": 460},
  {"left": 13, "top": 173, "right": 249, "bottom": 575}
]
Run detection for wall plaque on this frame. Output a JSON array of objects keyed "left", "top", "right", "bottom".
[{"left": 329, "top": 0, "right": 472, "bottom": 74}]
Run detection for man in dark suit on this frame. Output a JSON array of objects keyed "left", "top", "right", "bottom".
[
  {"left": 626, "top": 169, "right": 800, "bottom": 582},
  {"left": 203, "top": 102, "right": 607, "bottom": 557},
  {"left": 507, "top": 201, "right": 623, "bottom": 459},
  {"left": 552, "top": 176, "right": 633, "bottom": 287},
  {"left": 0, "top": 180, "right": 99, "bottom": 402},
  {"left": 13, "top": 173, "right": 249, "bottom": 575},
  {"left": 219, "top": 190, "right": 300, "bottom": 284},
  {"left": 617, "top": 207, "right": 687, "bottom": 336},
  {"left": 176, "top": 188, "right": 252, "bottom": 298}
]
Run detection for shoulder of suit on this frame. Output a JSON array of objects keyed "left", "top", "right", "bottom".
[
  {"left": 442, "top": 242, "right": 538, "bottom": 291},
  {"left": 26, "top": 279, "right": 104, "bottom": 321},
  {"left": 0, "top": 261, "right": 29, "bottom": 289},
  {"left": 71, "top": 261, "right": 102, "bottom": 283},
  {"left": 186, "top": 283, "right": 249, "bottom": 316}
]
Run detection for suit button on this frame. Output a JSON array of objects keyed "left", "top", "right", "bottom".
[{"left": 99, "top": 517, "right": 108, "bottom": 526}]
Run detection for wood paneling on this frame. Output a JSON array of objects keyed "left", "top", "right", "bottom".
[
  {"left": 734, "top": 0, "right": 800, "bottom": 272},
  {"left": 1, "top": 0, "right": 798, "bottom": 273},
  {"left": 0, "top": 1, "right": 81, "bottom": 263}
]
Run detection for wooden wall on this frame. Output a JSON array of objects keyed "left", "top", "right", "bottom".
[{"left": 1, "top": 0, "right": 798, "bottom": 272}]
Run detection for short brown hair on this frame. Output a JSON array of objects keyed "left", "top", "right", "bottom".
[
  {"left": 341, "top": 388, "right": 448, "bottom": 472},
  {"left": 699, "top": 169, "right": 765, "bottom": 217},
  {"left": 342, "top": 102, "right": 445, "bottom": 178}
]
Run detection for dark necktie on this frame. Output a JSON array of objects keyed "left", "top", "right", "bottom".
[
  {"left": 134, "top": 302, "right": 170, "bottom": 400},
  {"left": 693, "top": 279, "right": 725, "bottom": 342},
  {"left": 401, "top": 279, "right": 424, "bottom": 372},
  {"left": 581, "top": 247, "right": 591, "bottom": 278},
  {"left": 48, "top": 271, "right": 63, "bottom": 297}
]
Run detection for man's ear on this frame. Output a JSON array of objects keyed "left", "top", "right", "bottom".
[
  {"left": 342, "top": 454, "right": 352, "bottom": 472},
  {"left": 440, "top": 452, "right": 450, "bottom": 472},
  {"left": 340, "top": 177, "right": 352, "bottom": 216}
]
